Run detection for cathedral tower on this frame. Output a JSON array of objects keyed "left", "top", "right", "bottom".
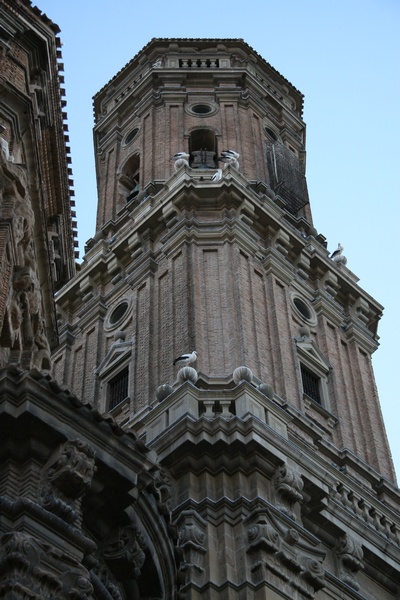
[
  {"left": 55, "top": 38, "right": 393, "bottom": 479},
  {"left": 50, "top": 38, "right": 400, "bottom": 598}
]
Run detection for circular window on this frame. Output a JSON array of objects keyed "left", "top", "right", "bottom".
[
  {"left": 290, "top": 293, "right": 317, "bottom": 326},
  {"left": 104, "top": 299, "right": 132, "bottom": 331},
  {"left": 192, "top": 104, "right": 212, "bottom": 115},
  {"left": 125, "top": 127, "right": 139, "bottom": 144},
  {"left": 110, "top": 302, "right": 129, "bottom": 325},
  {"left": 264, "top": 127, "right": 278, "bottom": 141}
]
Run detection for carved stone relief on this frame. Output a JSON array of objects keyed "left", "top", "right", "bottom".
[
  {"left": 176, "top": 510, "right": 207, "bottom": 586},
  {"left": 38, "top": 438, "right": 96, "bottom": 525},
  {"left": 90, "top": 562, "right": 124, "bottom": 600},
  {"left": 0, "top": 531, "right": 94, "bottom": 600},
  {"left": 246, "top": 510, "right": 325, "bottom": 599},
  {"left": 0, "top": 531, "right": 61, "bottom": 598},
  {"left": 101, "top": 523, "right": 147, "bottom": 579},
  {"left": 335, "top": 534, "right": 364, "bottom": 591},
  {"left": 274, "top": 463, "right": 304, "bottom": 521},
  {"left": 149, "top": 468, "right": 173, "bottom": 516},
  {"left": 0, "top": 151, "right": 52, "bottom": 371},
  {"left": 59, "top": 568, "right": 94, "bottom": 600}
]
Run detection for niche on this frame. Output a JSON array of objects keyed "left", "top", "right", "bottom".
[
  {"left": 118, "top": 153, "right": 140, "bottom": 202},
  {"left": 189, "top": 129, "right": 217, "bottom": 168}
]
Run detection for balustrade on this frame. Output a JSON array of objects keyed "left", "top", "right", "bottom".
[
  {"left": 179, "top": 58, "right": 219, "bottom": 68},
  {"left": 334, "top": 483, "right": 399, "bottom": 547}
]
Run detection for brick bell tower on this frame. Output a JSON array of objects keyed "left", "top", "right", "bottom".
[{"left": 53, "top": 39, "right": 400, "bottom": 598}]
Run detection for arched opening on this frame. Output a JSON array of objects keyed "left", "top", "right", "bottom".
[
  {"left": 189, "top": 129, "right": 217, "bottom": 168},
  {"left": 40, "top": 355, "right": 52, "bottom": 371},
  {"left": 119, "top": 154, "right": 140, "bottom": 203}
]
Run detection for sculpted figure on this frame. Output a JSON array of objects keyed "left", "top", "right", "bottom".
[{"left": 0, "top": 151, "right": 51, "bottom": 370}]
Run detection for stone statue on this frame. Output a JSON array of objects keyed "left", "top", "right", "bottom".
[{"left": 0, "top": 148, "right": 51, "bottom": 370}]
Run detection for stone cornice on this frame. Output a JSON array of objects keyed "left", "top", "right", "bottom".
[
  {"left": 55, "top": 172, "right": 383, "bottom": 345},
  {"left": 0, "top": 366, "right": 157, "bottom": 476},
  {"left": 93, "top": 39, "right": 303, "bottom": 117}
]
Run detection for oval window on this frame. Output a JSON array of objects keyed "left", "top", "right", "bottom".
[
  {"left": 290, "top": 292, "right": 317, "bottom": 326},
  {"left": 125, "top": 127, "right": 139, "bottom": 144},
  {"left": 264, "top": 127, "right": 278, "bottom": 141},
  {"left": 109, "top": 301, "right": 129, "bottom": 325},
  {"left": 293, "top": 298, "right": 311, "bottom": 320},
  {"left": 192, "top": 104, "right": 212, "bottom": 115}
]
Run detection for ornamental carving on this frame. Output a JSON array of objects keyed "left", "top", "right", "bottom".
[
  {"left": 0, "top": 531, "right": 95, "bottom": 600},
  {"left": 247, "top": 519, "right": 281, "bottom": 555},
  {"left": 274, "top": 463, "right": 304, "bottom": 520},
  {"left": 335, "top": 534, "right": 364, "bottom": 590},
  {"left": 150, "top": 468, "right": 173, "bottom": 515},
  {"left": 60, "top": 568, "right": 94, "bottom": 600},
  {"left": 39, "top": 439, "right": 96, "bottom": 524},
  {"left": 0, "top": 152, "right": 51, "bottom": 371},
  {"left": 176, "top": 510, "right": 207, "bottom": 587},
  {"left": 299, "top": 555, "right": 326, "bottom": 592},
  {"left": 246, "top": 510, "right": 325, "bottom": 599},
  {"left": 179, "top": 521, "right": 206, "bottom": 548},
  {"left": 101, "top": 524, "right": 147, "bottom": 579},
  {"left": 11, "top": 266, "right": 51, "bottom": 370},
  {"left": 0, "top": 531, "right": 59, "bottom": 598},
  {"left": 90, "top": 562, "right": 123, "bottom": 600}
]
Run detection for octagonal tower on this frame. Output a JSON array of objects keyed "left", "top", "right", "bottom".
[{"left": 52, "top": 39, "right": 400, "bottom": 599}]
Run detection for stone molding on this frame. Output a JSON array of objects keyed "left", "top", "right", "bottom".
[{"left": 246, "top": 509, "right": 325, "bottom": 598}]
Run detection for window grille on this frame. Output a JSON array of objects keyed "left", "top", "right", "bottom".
[
  {"left": 109, "top": 366, "right": 129, "bottom": 409},
  {"left": 267, "top": 141, "right": 309, "bottom": 214},
  {"left": 301, "top": 365, "right": 321, "bottom": 404}
]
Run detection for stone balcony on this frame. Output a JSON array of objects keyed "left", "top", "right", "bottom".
[{"left": 134, "top": 375, "right": 292, "bottom": 446}]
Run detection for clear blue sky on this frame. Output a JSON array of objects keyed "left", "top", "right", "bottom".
[{"left": 37, "top": 0, "right": 400, "bottom": 480}]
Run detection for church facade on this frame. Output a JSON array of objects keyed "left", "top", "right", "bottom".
[{"left": 0, "top": 2, "right": 399, "bottom": 599}]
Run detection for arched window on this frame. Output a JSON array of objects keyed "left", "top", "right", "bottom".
[
  {"left": 118, "top": 153, "right": 140, "bottom": 202},
  {"left": 189, "top": 129, "right": 217, "bottom": 168}
]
